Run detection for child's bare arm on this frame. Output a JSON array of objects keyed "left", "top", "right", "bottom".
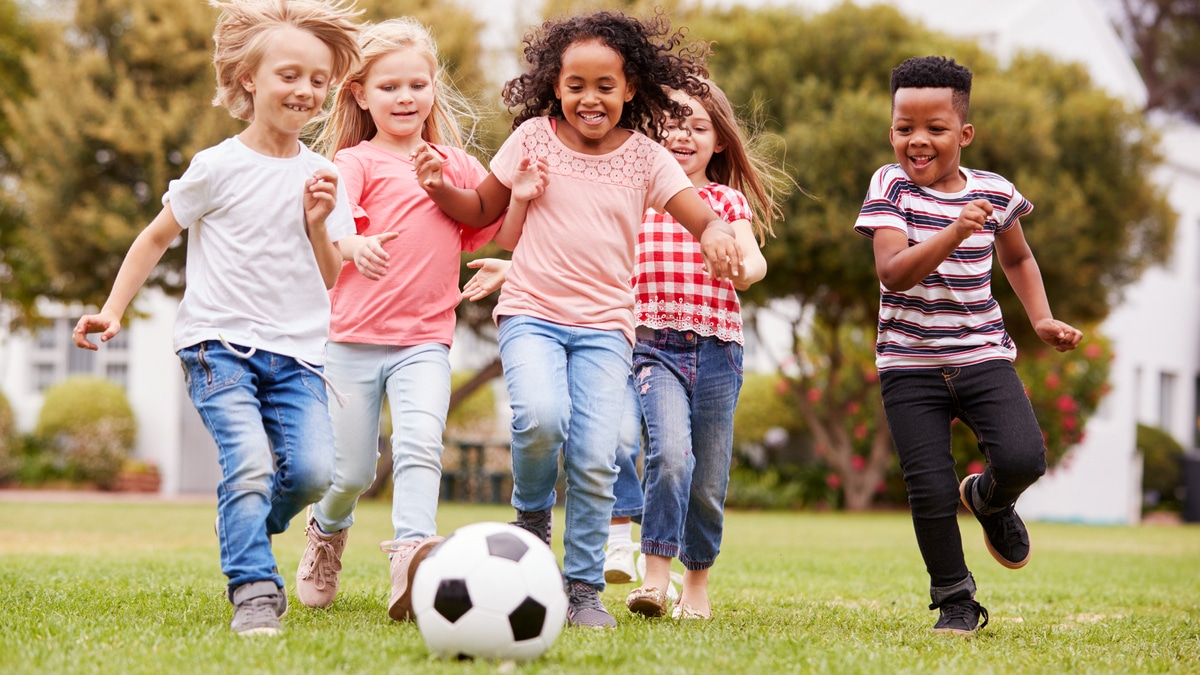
[
  {"left": 304, "top": 169, "right": 343, "bottom": 289},
  {"left": 413, "top": 144, "right": 512, "bottom": 228},
  {"left": 730, "top": 218, "right": 767, "bottom": 291},
  {"left": 996, "top": 219, "right": 1083, "bottom": 352},
  {"left": 338, "top": 232, "right": 401, "bottom": 281},
  {"left": 663, "top": 189, "right": 742, "bottom": 281},
  {"left": 462, "top": 258, "right": 512, "bottom": 301},
  {"left": 495, "top": 156, "right": 549, "bottom": 251},
  {"left": 873, "top": 198, "right": 991, "bottom": 291},
  {"left": 73, "top": 204, "right": 183, "bottom": 350}
]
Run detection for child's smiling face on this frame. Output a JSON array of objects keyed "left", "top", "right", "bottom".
[
  {"left": 553, "top": 38, "right": 636, "bottom": 154},
  {"left": 241, "top": 26, "right": 334, "bottom": 139},
  {"left": 889, "top": 86, "right": 974, "bottom": 193}
]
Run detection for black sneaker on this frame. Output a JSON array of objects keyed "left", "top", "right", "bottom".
[
  {"left": 959, "top": 474, "right": 1031, "bottom": 569},
  {"left": 510, "top": 508, "right": 552, "bottom": 546},
  {"left": 931, "top": 598, "right": 989, "bottom": 635}
]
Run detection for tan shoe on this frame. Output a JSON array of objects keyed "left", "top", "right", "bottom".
[
  {"left": 295, "top": 512, "right": 348, "bottom": 608},
  {"left": 625, "top": 585, "right": 669, "bottom": 618},
  {"left": 382, "top": 535, "right": 444, "bottom": 621}
]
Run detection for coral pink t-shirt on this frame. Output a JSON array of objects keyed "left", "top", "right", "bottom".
[
  {"left": 490, "top": 117, "right": 694, "bottom": 343},
  {"left": 329, "top": 141, "right": 501, "bottom": 346}
]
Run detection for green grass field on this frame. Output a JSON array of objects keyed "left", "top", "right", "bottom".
[{"left": 1, "top": 496, "right": 1197, "bottom": 674}]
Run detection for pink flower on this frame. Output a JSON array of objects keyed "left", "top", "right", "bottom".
[
  {"left": 853, "top": 423, "right": 868, "bottom": 441},
  {"left": 875, "top": 480, "right": 888, "bottom": 494},
  {"left": 775, "top": 379, "right": 790, "bottom": 395},
  {"left": 967, "top": 460, "right": 984, "bottom": 475},
  {"left": 851, "top": 455, "right": 866, "bottom": 471},
  {"left": 826, "top": 473, "right": 842, "bottom": 489},
  {"left": 846, "top": 401, "right": 861, "bottom": 415},
  {"left": 1084, "top": 343, "right": 1102, "bottom": 359},
  {"left": 1062, "top": 415, "right": 1078, "bottom": 431},
  {"left": 1056, "top": 395, "right": 1077, "bottom": 413},
  {"left": 807, "top": 387, "right": 821, "bottom": 403},
  {"left": 1044, "top": 372, "right": 1060, "bottom": 390},
  {"left": 814, "top": 442, "right": 827, "bottom": 458}
]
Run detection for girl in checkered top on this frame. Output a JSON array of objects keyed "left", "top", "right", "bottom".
[
  {"left": 620, "top": 80, "right": 786, "bottom": 621},
  {"left": 463, "top": 79, "right": 789, "bottom": 621}
]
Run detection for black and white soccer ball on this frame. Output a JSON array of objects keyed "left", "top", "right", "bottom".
[{"left": 412, "top": 521, "right": 567, "bottom": 662}]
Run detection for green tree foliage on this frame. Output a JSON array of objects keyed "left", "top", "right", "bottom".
[
  {"left": 674, "top": 2, "right": 1174, "bottom": 508},
  {"left": 0, "top": 0, "right": 36, "bottom": 326},
  {"left": 1115, "top": 0, "right": 1200, "bottom": 121}
]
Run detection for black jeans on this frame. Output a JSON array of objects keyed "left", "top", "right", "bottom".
[{"left": 880, "top": 359, "right": 1047, "bottom": 594}]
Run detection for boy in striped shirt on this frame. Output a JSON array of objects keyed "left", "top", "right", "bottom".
[{"left": 854, "top": 56, "right": 1082, "bottom": 635}]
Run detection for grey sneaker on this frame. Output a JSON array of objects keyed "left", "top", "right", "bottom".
[
  {"left": 566, "top": 580, "right": 616, "bottom": 628},
  {"left": 931, "top": 598, "right": 989, "bottom": 635},
  {"left": 296, "top": 513, "right": 348, "bottom": 608},
  {"left": 960, "top": 474, "right": 1031, "bottom": 569},
  {"left": 382, "top": 536, "right": 444, "bottom": 621},
  {"left": 229, "top": 580, "right": 287, "bottom": 636},
  {"left": 510, "top": 508, "right": 552, "bottom": 546}
]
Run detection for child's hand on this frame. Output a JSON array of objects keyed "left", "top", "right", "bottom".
[
  {"left": 72, "top": 310, "right": 122, "bottom": 351},
  {"left": 699, "top": 227, "right": 744, "bottom": 281},
  {"left": 951, "top": 198, "right": 992, "bottom": 240},
  {"left": 304, "top": 169, "right": 338, "bottom": 229},
  {"left": 1035, "top": 318, "right": 1083, "bottom": 352},
  {"left": 462, "top": 258, "right": 511, "bottom": 301},
  {"left": 412, "top": 143, "right": 444, "bottom": 192},
  {"left": 512, "top": 156, "right": 549, "bottom": 203},
  {"left": 354, "top": 232, "right": 400, "bottom": 280}
]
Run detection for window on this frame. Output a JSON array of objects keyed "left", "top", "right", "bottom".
[
  {"left": 1160, "top": 371, "right": 1177, "bottom": 432},
  {"left": 27, "top": 317, "right": 131, "bottom": 393},
  {"left": 34, "top": 364, "right": 56, "bottom": 392},
  {"left": 105, "top": 364, "right": 128, "bottom": 389}
]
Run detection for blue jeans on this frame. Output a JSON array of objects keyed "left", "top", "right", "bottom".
[
  {"left": 498, "top": 315, "right": 631, "bottom": 588},
  {"left": 612, "top": 376, "right": 645, "bottom": 520},
  {"left": 313, "top": 342, "right": 448, "bottom": 541},
  {"left": 179, "top": 341, "right": 335, "bottom": 591},
  {"left": 880, "top": 359, "right": 1047, "bottom": 593},
  {"left": 634, "top": 328, "right": 742, "bottom": 571}
]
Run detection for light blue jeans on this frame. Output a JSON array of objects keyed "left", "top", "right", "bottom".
[
  {"left": 498, "top": 315, "right": 631, "bottom": 588},
  {"left": 634, "top": 328, "right": 742, "bottom": 571},
  {"left": 179, "top": 341, "right": 335, "bottom": 591},
  {"left": 612, "top": 377, "right": 645, "bottom": 520},
  {"left": 313, "top": 342, "right": 449, "bottom": 541}
]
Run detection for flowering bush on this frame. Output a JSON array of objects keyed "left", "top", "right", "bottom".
[{"left": 951, "top": 334, "right": 1113, "bottom": 471}]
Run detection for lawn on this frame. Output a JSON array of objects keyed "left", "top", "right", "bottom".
[{"left": 1, "top": 496, "right": 1197, "bottom": 674}]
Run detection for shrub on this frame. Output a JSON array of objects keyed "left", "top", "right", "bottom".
[
  {"left": 445, "top": 371, "right": 498, "bottom": 441},
  {"left": 35, "top": 376, "right": 136, "bottom": 489},
  {"left": 1138, "top": 423, "right": 1185, "bottom": 512},
  {"left": 0, "top": 390, "right": 17, "bottom": 483}
]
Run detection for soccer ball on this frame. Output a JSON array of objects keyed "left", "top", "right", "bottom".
[{"left": 412, "top": 522, "right": 567, "bottom": 662}]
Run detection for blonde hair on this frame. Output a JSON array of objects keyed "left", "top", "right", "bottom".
[
  {"left": 313, "top": 17, "right": 481, "bottom": 157},
  {"left": 210, "top": 0, "right": 361, "bottom": 121},
  {"left": 687, "top": 79, "right": 792, "bottom": 244}
]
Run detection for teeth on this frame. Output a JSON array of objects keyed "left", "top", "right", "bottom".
[{"left": 286, "top": 105, "right": 308, "bottom": 112}]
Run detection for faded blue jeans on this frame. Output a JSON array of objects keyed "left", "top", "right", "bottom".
[
  {"left": 498, "top": 315, "right": 631, "bottom": 589},
  {"left": 612, "top": 376, "right": 645, "bottom": 520},
  {"left": 880, "top": 358, "right": 1047, "bottom": 599},
  {"left": 179, "top": 341, "right": 335, "bottom": 591},
  {"left": 634, "top": 328, "right": 742, "bottom": 571},
  {"left": 313, "top": 342, "right": 448, "bottom": 542}
]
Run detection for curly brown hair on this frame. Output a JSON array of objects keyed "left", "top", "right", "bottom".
[{"left": 503, "top": 9, "right": 709, "bottom": 142}]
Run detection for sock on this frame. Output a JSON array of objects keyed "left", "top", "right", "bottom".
[{"left": 607, "top": 521, "right": 633, "bottom": 549}]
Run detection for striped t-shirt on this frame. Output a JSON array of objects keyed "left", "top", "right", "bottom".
[{"left": 854, "top": 164, "right": 1033, "bottom": 371}]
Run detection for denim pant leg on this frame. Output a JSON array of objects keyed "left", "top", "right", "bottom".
[
  {"left": 181, "top": 342, "right": 335, "bottom": 591},
  {"left": 679, "top": 336, "right": 741, "bottom": 570},
  {"left": 880, "top": 366, "right": 969, "bottom": 589},
  {"left": 950, "top": 360, "right": 1048, "bottom": 513},
  {"left": 315, "top": 342, "right": 388, "bottom": 533},
  {"left": 612, "top": 373, "right": 645, "bottom": 520},
  {"left": 382, "top": 343, "right": 449, "bottom": 541}
]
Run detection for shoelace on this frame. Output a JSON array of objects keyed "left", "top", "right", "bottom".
[
  {"left": 567, "top": 581, "right": 604, "bottom": 613},
  {"left": 299, "top": 535, "right": 342, "bottom": 589},
  {"left": 994, "top": 508, "right": 1028, "bottom": 546},
  {"left": 235, "top": 595, "right": 281, "bottom": 627},
  {"left": 939, "top": 599, "right": 989, "bottom": 630},
  {"left": 380, "top": 539, "right": 421, "bottom": 558}
]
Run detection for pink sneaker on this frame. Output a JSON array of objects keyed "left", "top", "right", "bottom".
[
  {"left": 382, "top": 535, "right": 444, "bottom": 621},
  {"left": 295, "top": 512, "right": 348, "bottom": 608}
]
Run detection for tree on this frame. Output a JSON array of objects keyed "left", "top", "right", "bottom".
[
  {"left": 0, "top": 0, "right": 37, "bottom": 325},
  {"left": 1114, "top": 0, "right": 1200, "bottom": 121},
  {"left": 678, "top": 2, "right": 1175, "bottom": 509},
  {"left": 0, "top": 0, "right": 498, "bottom": 329}
]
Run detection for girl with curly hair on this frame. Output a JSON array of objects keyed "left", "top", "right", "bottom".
[{"left": 414, "top": 10, "right": 744, "bottom": 629}]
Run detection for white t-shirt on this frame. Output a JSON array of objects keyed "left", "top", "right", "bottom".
[{"left": 166, "top": 136, "right": 354, "bottom": 364}]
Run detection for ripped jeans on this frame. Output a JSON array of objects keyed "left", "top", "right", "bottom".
[
  {"left": 179, "top": 341, "right": 335, "bottom": 591},
  {"left": 633, "top": 327, "right": 742, "bottom": 571}
]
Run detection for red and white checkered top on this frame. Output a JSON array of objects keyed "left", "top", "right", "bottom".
[{"left": 632, "top": 183, "right": 751, "bottom": 344}]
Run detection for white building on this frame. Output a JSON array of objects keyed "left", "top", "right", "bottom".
[{"left": 2, "top": 0, "right": 1195, "bottom": 517}]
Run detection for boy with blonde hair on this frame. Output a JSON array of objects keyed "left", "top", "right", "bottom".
[{"left": 74, "top": 0, "right": 361, "bottom": 636}]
